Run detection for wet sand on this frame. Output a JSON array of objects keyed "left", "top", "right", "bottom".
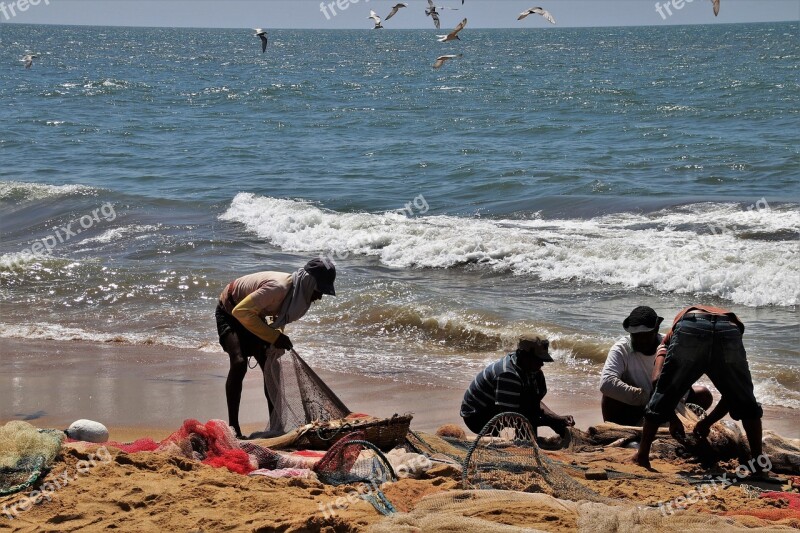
[{"left": 1, "top": 337, "right": 797, "bottom": 440}]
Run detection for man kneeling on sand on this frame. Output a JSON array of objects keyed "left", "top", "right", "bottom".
[
  {"left": 460, "top": 336, "right": 575, "bottom": 437},
  {"left": 600, "top": 306, "right": 712, "bottom": 426}
]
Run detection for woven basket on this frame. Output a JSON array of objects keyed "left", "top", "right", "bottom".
[{"left": 303, "top": 414, "right": 413, "bottom": 452}]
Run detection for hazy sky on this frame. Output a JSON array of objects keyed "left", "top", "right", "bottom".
[{"left": 1, "top": 0, "right": 798, "bottom": 29}]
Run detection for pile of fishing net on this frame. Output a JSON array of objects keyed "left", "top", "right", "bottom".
[
  {"left": 725, "top": 491, "right": 800, "bottom": 522},
  {"left": 368, "top": 489, "right": 795, "bottom": 532},
  {"left": 97, "top": 420, "right": 274, "bottom": 475},
  {"left": 0, "top": 421, "right": 64, "bottom": 495}
]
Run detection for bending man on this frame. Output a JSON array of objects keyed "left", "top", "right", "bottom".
[
  {"left": 632, "top": 305, "right": 765, "bottom": 474},
  {"left": 600, "top": 306, "right": 712, "bottom": 425},
  {"left": 215, "top": 258, "right": 336, "bottom": 438}
]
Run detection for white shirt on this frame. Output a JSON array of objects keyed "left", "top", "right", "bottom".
[{"left": 599, "top": 335, "right": 664, "bottom": 407}]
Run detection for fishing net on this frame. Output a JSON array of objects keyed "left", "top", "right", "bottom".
[
  {"left": 463, "top": 412, "right": 543, "bottom": 491},
  {"left": 314, "top": 433, "right": 396, "bottom": 486},
  {"left": 0, "top": 421, "right": 64, "bottom": 495},
  {"left": 370, "top": 490, "right": 793, "bottom": 532},
  {"left": 261, "top": 349, "right": 351, "bottom": 436},
  {"left": 762, "top": 430, "right": 800, "bottom": 475},
  {"left": 154, "top": 419, "right": 255, "bottom": 475},
  {"left": 313, "top": 433, "right": 398, "bottom": 516},
  {"left": 462, "top": 412, "right": 610, "bottom": 502},
  {"left": 725, "top": 491, "right": 800, "bottom": 521}
]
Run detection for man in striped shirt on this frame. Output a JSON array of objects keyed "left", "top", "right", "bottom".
[{"left": 460, "top": 336, "right": 575, "bottom": 437}]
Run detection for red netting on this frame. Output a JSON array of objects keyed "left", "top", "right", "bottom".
[
  {"left": 725, "top": 492, "right": 800, "bottom": 521},
  {"left": 159, "top": 419, "right": 255, "bottom": 475},
  {"left": 85, "top": 420, "right": 256, "bottom": 475},
  {"left": 313, "top": 430, "right": 366, "bottom": 476},
  {"left": 761, "top": 492, "right": 800, "bottom": 510}
]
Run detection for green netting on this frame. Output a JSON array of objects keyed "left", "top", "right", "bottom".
[{"left": 0, "top": 421, "right": 64, "bottom": 496}]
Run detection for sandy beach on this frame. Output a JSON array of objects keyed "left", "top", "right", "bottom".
[
  {"left": 2, "top": 337, "right": 798, "bottom": 441},
  {"left": 1, "top": 338, "right": 799, "bottom": 531}
]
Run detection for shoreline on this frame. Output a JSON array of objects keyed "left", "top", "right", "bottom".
[{"left": 1, "top": 337, "right": 797, "bottom": 440}]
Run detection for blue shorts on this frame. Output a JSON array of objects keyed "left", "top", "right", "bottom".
[{"left": 645, "top": 314, "right": 762, "bottom": 424}]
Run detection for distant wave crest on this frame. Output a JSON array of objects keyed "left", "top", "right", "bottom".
[{"left": 221, "top": 193, "right": 800, "bottom": 307}]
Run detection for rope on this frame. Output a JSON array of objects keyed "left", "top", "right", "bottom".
[
  {"left": 0, "top": 455, "right": 46, "bottom": 496},
  {"left": 362, "top": 489, "right": 397, "bottom": 516}
]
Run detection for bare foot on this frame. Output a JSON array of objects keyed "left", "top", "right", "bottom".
[{"left": 627, "top": 451, "right": 651, "bottom": 469}]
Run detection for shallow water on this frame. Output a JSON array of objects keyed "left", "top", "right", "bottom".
[{"left": 1, "top": 22, "right": 797, "bottom": 408}]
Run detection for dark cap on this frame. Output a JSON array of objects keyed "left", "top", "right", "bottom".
[
  {"left": 516, "top": 335, "right": 553, "bottom": 362},
  {"left": 623, "top": 306, "right": 663, "bottom": 334},
  {"left": 304, "top": 258, "right": 336, "bottom": 296}
]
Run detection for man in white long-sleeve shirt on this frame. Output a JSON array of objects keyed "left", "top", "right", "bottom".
[{"left": 600, "top": 306, "right": 712, "bottom": 426}]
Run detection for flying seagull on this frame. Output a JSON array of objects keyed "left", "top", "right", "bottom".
[
  {"left": 517, "top": 7, "right": 556, "bottom": 24},
  {"left": 21, "top": 54, "right": 38, "bottom": 69},
  {"left": 433, "top": 53, "right": 462, "bottom": 69},
  {"left": 385, "top": 3, "right": 408, "bottom": 21},
  {"left": 368, "top": 10, "right": 384, "bottom": 29},
  {"left": 437, "top": 18, "right": 467, "bottom": 42},
  {"left": 253, "top": 29, "right": 268, "bottom": 52},
  {"left": 425, "top": 0, "right": 458, "bottom": 30},
  {"left": 711, "top": 0, "right": 720, "bottom": 16},
  {"left": 426, "top": 0, "right": 441, "bottom": 29}
]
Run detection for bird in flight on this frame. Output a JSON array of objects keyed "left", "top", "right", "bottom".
[
  {"left": 438, "top": 18, "right": 467, "bottom": 42},
  {"left": 425, "top": 0, "right": 458, "bottom": 30},
  {"left": 385, "top": 3, "right": 408, "bottom": 21},
  {"left": 433, "top": 54, "right": 462, "bottom": 69},
  {"left": 711, "top": 0, "right": 720, "bottom": 16},
  {"left": 368, "top": 10, "right": 384, "bottom": 29},
  {"left": 254, "top": 29, "right": 268, "bottom": 52},
  {"left": 22, "top": 54, "right": 38, "bottom": 69},
  {"left": 518, "top": 7, "right": 556, "bottom": 24}
]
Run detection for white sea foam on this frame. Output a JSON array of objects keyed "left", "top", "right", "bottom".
[
  {"left": 0, "top": 322, "right": 203, "bottom": 351},
  {"left": 220, "top": 193, "right": 800, "bottom": 308},
  {"left": 0, "top": 180, "right": 95, "bottom": 201},
  {"left": 80, "top": 224, "right": 161, "bottom": 245}
]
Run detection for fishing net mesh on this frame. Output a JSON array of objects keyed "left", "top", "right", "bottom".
[
  {"left": 0, "top": 421, "right": 64, "bottom": 495},
  {"left": 369, "top": 489, "right": 792, "bottom": 532},
  {"left": 314, "top": 433, "right": 395, "bottom": 486},
  {"left": 262, "top": 349, "right": 351, "bottom": 435},
  {"left": 462, "top": 412, "right": 611, "bottom": 503}
]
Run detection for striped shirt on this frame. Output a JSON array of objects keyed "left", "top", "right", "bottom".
[{"left": 460, "top": 354, "right": 547, "bottom": 418}]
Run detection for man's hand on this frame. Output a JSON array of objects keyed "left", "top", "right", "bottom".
[
  {"left": 693, "top": 418, "right": 711, "bottom": 439},
  {"left": 669, "top": 416, "right": 686, "bottom": 441},
  {"left": 561, "top": 415, "right": 575, "bottom": 427},
  {"left": 274, "top": 334, "right": 293, "bottom": 350}
]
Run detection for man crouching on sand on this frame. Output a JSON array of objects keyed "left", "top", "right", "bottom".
[
  {"left": 600, "top": 306, "right": 712, "bottom": 426},
  {"left": 216, "top": 258, "right": 336, "bottom": 439},
  {"left": 460, "top": 336, "right": 575, "bottom": 438},
  {"left": 631, "top": 305, "right": 766, "bottom": 475}
]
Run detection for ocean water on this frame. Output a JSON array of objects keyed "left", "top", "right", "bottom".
[{"left": 1, "top": 23, "right": 798, "bottom": 409}]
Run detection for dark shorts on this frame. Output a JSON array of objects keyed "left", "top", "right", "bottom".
[
  {"left": 645, "top": 315, "right": 762, "bottom": 424},
  {"left": 215, "top": 302, "right": 268, "bottom": 361}
]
